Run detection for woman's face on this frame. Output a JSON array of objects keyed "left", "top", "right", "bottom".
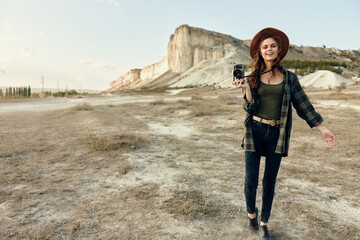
[{"left": 260, "top": 37, "right": 280, "bottom": 62}]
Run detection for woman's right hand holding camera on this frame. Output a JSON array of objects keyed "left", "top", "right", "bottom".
[
  {"left": 232, "top": 78, "right": 249, "bottom": 89},
  {"left": 233, "top": 78, "right": 252, "bottom": 103}
]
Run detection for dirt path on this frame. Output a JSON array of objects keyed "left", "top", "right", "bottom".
[{"left": 0, "top": 94, "right": 191, "bottom": 113}]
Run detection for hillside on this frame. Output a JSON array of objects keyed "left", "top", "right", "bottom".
[
  {"left": 299, "top": 70, "right": 354, "bottom": 89},
  {"left": 106, "top": 25, "right": 360, "bottom": 92}
]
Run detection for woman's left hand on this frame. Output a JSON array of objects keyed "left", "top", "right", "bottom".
[{"left": 316, "top": 124, "right": 336, "bottom": 146}]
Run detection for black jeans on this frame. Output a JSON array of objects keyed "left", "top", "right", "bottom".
[{"left": 244, "top": 120, "right": 282, "bottom": 223}]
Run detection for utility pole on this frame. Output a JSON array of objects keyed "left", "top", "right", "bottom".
[
  {"left": 0, "top": 71, "right": 5, "bottom": 98},
  {"left": 41, "top": 76, "right": 44, "bottom": 97}
]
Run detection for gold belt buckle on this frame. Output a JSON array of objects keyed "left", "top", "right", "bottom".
[{"left": 269, "top": 120, "right": 276, "bottom": 127}]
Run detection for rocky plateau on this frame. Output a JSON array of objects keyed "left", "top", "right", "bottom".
[{"left": 107, "top": 25, "right": 359, "bottom": 92}]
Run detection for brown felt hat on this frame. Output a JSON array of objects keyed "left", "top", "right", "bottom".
[{"left": 250, "top": 27, "right": 289, "bottom": 60}]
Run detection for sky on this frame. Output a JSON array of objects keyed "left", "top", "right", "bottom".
[{"left": 0, "top": 0, "right": 359, "bottom": 91}]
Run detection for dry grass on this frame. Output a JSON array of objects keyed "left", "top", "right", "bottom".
[
  {"left": 84, "top": 133, "right": 147, "bottom": 151},
  {"left": 71, "top": 102, "right": 93, "bottom": 111},
  {"left": 189, "top": 96, "right": 238, "bottom": 117},
  {"left": 316, "top": 92, "right": 360, "bottom": 100},
  {"left": 164, "top": 189, "right": 220, "bottom": 220},
  {"left": 149, "top": 99, "right": 167, "bottom": 105},
  {"left": 0, "top": 88, "right": 359, "bottom": 239}
]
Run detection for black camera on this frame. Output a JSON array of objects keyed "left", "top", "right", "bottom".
[{"left": 233, "top": 64, "right": 245, "bottom": 81}]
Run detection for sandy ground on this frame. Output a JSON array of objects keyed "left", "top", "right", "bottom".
[
  {"left": 0, "top": 95, "right": 179, "bottom": 113},
  {"left": 1, "top": 89, "right": 359, "bottom": 113},
  {"left": 0, "top": 87, "right": 359, "bottom": 239}
]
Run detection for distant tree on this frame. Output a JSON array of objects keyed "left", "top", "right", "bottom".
[
  {"left": 323, "top": 45, "right": 326, "bottom": 48},
  {"left": 68, "top": 89, "right": 78, "bottom": 95},
  {"left": 332, "top": 68, "right": 343, "bottom": 74},
  {"left": 21, "top": 87, "right": 25, "bottom": 97},
  {"left": 28, "top": 86, "right": 31, "bottom": 97},
  {"left": 282, "top": 60, "right": 347, "bottom": 75},
  {"left": 43, "top": 91, "right": 52, "bottom": 97},
  {"left": 0, "top": 89, "right": 3, "bottom": 97}
]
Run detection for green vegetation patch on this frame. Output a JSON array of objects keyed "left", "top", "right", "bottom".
[{"left": 282, "top": 60, "right": 346, "bottom": 75}]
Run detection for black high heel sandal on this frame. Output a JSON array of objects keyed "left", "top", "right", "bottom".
[
  {"left": 248, "top": 207, "right": 259, "bottom": 231},
  {"left": 259, "top": 225, "right": 271, "bottom": 240}
]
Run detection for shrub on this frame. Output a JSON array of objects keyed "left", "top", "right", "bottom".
[
  {"left": 72, "top": 103, "right": 93, "bottom": 111},
  {"left": 282, "top": 60, "right": 346, "bottom": 75},
  {"left": 85, "top": 133, "right": 147, "bottom": 151}
]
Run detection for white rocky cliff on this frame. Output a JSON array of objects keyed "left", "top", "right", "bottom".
[
  {"left": 107, "top": 25, "right": 251, "bottom": 91},
  {"left": 107, "top": 25, "right": 358, "bottom": 91},
  {"left": 167, "top": 25, "right": 249, "bottom": 73}
]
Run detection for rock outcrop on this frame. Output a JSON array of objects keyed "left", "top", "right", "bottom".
[
  {"left": 109, "top": 69, "right": 141, "bottom": 90},
  {"left": 107, "top": 25, "right": 359, "bottom": 91},
  {"left": 109, "top": 57, "right": 168, "bottom": 90},
  {"left": 167, "top": 25, "right": 248, "bottom": 73},
  {"left": 107, "top": 25, "right": 250, "bottom": 91}
]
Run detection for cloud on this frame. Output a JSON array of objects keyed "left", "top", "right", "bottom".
[
  {"left": 27, "top": 31, "right": 44, "bottom": 37},
  {"left": 78, "top": 60, "right": 117, "bottom": 70},
  {"left": 96, "top": 0, "right": 121, "bottom": 7},
  {"left": 78, "top": 60, "right": 93, "bottom": 66},
  {"left": 0, "top": 37, "right": 22, "bottom": 43},
  {"left": 1, "top": 20, "right": 44, "bottom": 43},
  {"left": 95, "top": 62, "right": 116, "bottom": 70},
  {"left": 1, "top": 19, "right": 14, "bottom": 31},
  {"left": 0, "top": 19, "right": 21, "bottom": 42},
  {"left": 20, "top": 47, "right": 36, "bottom": 56}
]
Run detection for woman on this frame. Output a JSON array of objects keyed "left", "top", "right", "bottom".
[{"left": 232, "top": 28, "right": 336, "bottom": 240}]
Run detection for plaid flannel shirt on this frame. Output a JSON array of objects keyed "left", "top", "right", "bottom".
[{"left": 241, "top": 67, "right": 323, "bottom": 157}]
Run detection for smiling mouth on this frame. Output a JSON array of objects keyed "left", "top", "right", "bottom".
[{"left": 266, "top": 52, "right": 274, "bottom": 56}]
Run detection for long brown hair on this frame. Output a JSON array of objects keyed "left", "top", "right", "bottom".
[{"left": 248, "top": 35, "right": 283, "bottom": 89}]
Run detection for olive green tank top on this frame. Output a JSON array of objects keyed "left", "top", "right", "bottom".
[{"left": 257, "top": 80, "right": 285, "bottom": 120}]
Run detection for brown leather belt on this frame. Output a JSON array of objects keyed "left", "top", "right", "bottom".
[{"left": 252, "top": 116, "right": 280, "bottom": 127}]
